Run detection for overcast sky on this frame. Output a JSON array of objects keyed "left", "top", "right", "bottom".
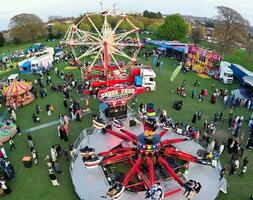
[{"left": 1, "top": 0, "right": 253, "bottom": 31}]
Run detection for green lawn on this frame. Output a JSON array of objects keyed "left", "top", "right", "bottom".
[
  {"left": 0, "top": 41, "right": 252, "bottom": 200},
  {"left": 224, "top": 49, "right": 253, "bottom": 71},
  {"left": 0, "top": 39, "right": 61, "bottom": 55}
]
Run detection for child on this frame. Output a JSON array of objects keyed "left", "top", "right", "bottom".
[
  {"left": 49, "top": 172, "right": 59, "bottom": 186},
  {"left": 9, "top": 138, "right": 16, "bottom": 151},
  {"left": 240, "top": 166, "right": 247, "bottom": 176}
]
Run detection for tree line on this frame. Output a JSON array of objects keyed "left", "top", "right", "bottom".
[{"left": 1, "top": 8, "right": 252, "bottom": 56}]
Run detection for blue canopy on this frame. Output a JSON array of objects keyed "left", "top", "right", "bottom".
[
  {"left": 21, "top": 61, "right": 31, "bottom": 68},
  {"left": 19, "top": 60, "right": 31, "bottom": 74},
  {"left": 145, "top": 39, "right": 189, "bottom": 53}
]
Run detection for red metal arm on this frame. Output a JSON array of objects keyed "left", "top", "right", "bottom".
[
  {"left": 146, "top": 157, "right": 155, "bottom": 185},
  {"left": 129, "top": 159, "right": 151, "bottom": 189},
  {"left": 123, "top": 157, "right": 142, "bottom": 186},
  {"left": 102, "top": 151, "right": 135, "bottom": 165},
  {"left": 164, "top": 148, "right": 200, "bottom": 163},
  {"left": 98, "top": 147, "right": 133, "bottom": 157},
  {"left": 161, "top": 138, "right": 189, "bottom": 146},
  {"left": 159, "top": 129, "right": 168, "bottom": 138},
  {"left": 164, "top": 148, "right": 212, "bottom": 165},
  {"left": 120, "top": 129, "right": 139, "bottom": 142},
  {"left": 157, "top": 156, "right": 184, "bottom": 187},
  {"left": 106, "top": 129, "right": 137, "bottom": 143}
]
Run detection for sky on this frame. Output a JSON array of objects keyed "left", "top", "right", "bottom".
[{"left": 1, "top": 0, "right": 253, "bottom": 31}]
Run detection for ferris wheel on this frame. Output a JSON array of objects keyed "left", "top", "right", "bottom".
[{"left": 64, "top": 11, "right": 142, "bottom": 83}]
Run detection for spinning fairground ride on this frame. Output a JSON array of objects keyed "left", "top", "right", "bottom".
[{"left": 71, "top": 114, "right": 224, "bottom": 200}]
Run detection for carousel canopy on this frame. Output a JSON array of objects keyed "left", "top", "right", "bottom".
[{"left": 2, "top": 80, "right": 32, "bottom": 96}]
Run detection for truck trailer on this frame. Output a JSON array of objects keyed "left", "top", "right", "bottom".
[
  {"left": 19, "top": 53, "right": 53, "bottom": 74},
  {"left": 230, "top": 63, "right": 253, "bottom": 83}
]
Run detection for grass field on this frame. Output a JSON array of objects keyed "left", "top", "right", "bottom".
[
  {"left": 0, "top": 40, "right": 252, "bottom": 200},
  {"left": 0, "top": 39, "right": 61, "bottom": 55}
]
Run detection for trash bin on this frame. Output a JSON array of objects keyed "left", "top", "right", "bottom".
[{"left": 22, "top": 156, "right": 32, "bottom": 168}]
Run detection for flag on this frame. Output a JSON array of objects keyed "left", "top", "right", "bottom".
[{"left": 170, "top": 65, "right": 182, "bottom": 82}]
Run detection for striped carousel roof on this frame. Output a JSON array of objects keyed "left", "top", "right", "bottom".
[{"left": 2, "top": 80, "right": 33, "bottom": 96}]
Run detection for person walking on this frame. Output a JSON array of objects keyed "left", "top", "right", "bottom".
[
  {"left": 11, "top": 110, "right": 16, "bottom": 122},
  {"left": 8, "top": 138, "right": 16, "bottom": 151},
  {"left": 52, "top": 161, "right": 63, "bottom": 175},
  {"left": 51, "top": 145, "right": 58, "bottom": 162},
  {"left": 32, "top": 149, "right": 38, "bottom": 165},
  {"left": 0, "top": 177, "right": 11, "bottom": 194},
  {"left": 27, "top": 133, "right": 34, "bottom": 150},
  {"left": 16, "top": 126, "right": 21, "bottom": 135},
  {"left": 219, "top": 142, "right": 226, "bottom": 155},
  {"left": 242, "top": 156, "right": 249, "bottom": 167},
  {"left": 69, "top": 144, "right": 76, "bottom": 158},
  {"left": 0, "top": 145, "right": 7, "bottom": 159},
  {"left": 219, "top": 167, "right": 226, "bottom": 180},
  {"left": 192, "top": 113, "right": 197, "bottom": 124},
  {"left": 239, "top": 165, "right": 247, "bottom": 176}
]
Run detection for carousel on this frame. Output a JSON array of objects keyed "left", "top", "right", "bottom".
[
  {"left": 2, "top": 80, "right": 35, "bottom": 107},
  {"left": 0, "top": 121, "right": 17, "bottom": 144}
]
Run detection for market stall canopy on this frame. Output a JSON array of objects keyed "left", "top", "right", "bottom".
[
  {"left": 2, "top": 80, "right": 32, "bottom": 96},
  {"left": 144, "top": 39, "right": 189, "bottom": 53}
]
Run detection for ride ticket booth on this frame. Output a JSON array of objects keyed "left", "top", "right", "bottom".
[{"left": 99, "top": 102, "right": 127, "bottom": 119}]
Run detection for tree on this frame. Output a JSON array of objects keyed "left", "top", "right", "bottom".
[
  {"left": 246, "top": 39, "right": 253, "bottom": 54},
  {"left": 157, "top": 14, "right": 188, "bottom": 40},
  {"left": 79, "top": 23, "right": 91, "bottom": 32},
  {"left": 143, "top": 10, "right": 162, "bottom": 19},
  {"left": 118, "top": 16, "right": 144, "bottom": 31},
  {"left": 191, "top": 25, "right": 205, "bottom": 44},
  {"left": 9, "top": 13, "right": 46, "bottom": 43},
  {"left": 147, "top": 21, "right": 162, "bottom": 33},
  {"left": 89, "top": 14, "right": 103, "bottom": 30},
  {"left": 214, "top": 6, "right": 248, "bottom": 56},
  {"left": 205, "top": 20, "right": 215, "bottom": 28},
  {"left": 51, "top": 22, "right": 69, "bottom": 38},
  {"left": 0, "top": 32, "right": 5, "bottom": 47}
]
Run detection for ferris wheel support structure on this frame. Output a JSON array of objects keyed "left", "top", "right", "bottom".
[{"left": 64, "top": 11, "right": 142, "bottom": 88}]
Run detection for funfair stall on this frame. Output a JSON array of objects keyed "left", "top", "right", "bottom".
[
  {"left": 2, "top": 80, "right": 34, "bottom": 107},
  {"left": 186, "top": 45, "right": 221, "bottom": 74}
]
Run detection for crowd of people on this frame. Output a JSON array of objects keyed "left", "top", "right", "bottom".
[
  {"left": 138, "top": 89, "right": 252, "bottom": 197},
  {"left": 0, "top": 43, "right": 251, "bottom": 199},
  {"left": 0, "top": 144, "right": 15, "bottom": 196}
]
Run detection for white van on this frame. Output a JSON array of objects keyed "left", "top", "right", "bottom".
[
  {"left": 140, "top": 68, "right": 156, "bottom": 91},
  {"left": 219, "top": 61, "right": 233, "bottom": 84}
]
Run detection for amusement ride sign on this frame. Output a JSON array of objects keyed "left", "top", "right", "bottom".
[{"left": 98, "top": 85, "right": 138, "bottom": 105}]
